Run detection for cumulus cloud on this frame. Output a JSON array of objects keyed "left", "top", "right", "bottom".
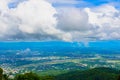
[
  {"left": 85, "top": 4, "right": 120, "bottom": 40},
  {"left": 57, "top": 7, "right": 92, "bottom": 31},
  {"left": 55, "top": 4, "right": 120, "bottom": 41},
  {"left": 0, "top": 0, "right": 72, "bottom": 41},
  {"left": 0, "top": 0, "right": 120, "bottom": 41}
]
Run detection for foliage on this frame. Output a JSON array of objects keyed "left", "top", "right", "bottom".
[
  {"left": 0, "top": 68, "right": 3, "bottom": 80},
  {"left": 0, "top": 68, "right": 3, "bottom": 74},
  {"left": 56, "top": 67, "right": 120, "bottom": 80},
  {"left": 14, "top": 72, "right": 40, "bottom": 80},
  {"left": 117, "top": 75, "right": 120, "bottom": 80},
  {"left": 14, "top": 72, "right": 55, "bottom": 80},
  {"left": 1, "top": 67, "right": 120, "bottom": 80}
]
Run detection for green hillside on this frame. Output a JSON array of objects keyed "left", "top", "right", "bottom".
[
  {"left": 1, "top": 67, "right": 120, "bottom": 80},
  {"left": 56, "top": 67, "right": 120, "bottom": 80}
]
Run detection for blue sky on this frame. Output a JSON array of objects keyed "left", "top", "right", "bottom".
[
  {"left": 51, "top": 0, "right": 120, "bottom": 7},
  {"left": 8, "top": 0, "right": 27, "bottom": 8},
  {"left": 84, "top": 0, "right": 119, "bottom": 5},
  {"left": 9, "top": 0, "right": 120, "bottom": 10}
]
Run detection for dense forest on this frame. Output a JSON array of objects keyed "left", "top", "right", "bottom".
[{"left": 1, "top": 67, "right": 120, "bottom": 80}]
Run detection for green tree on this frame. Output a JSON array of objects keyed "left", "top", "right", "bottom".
[
  {"left": 3, "top": 74, "right": 10, "bottom": 80},
  {"left": 40, "top": 75, "right": 55, "bottom": 80},
  {"left": 14, "top": 72, "right": 40, "bottom": 80},
  {"left": 117, "top": 75, "right": 120, "bottom": 80},
  {"left": 0, "top": 68, "right": 3, "bottom": 80}
]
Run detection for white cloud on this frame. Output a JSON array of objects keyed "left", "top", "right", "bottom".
[
  {"left": 57, "top": 7, "right": 92, "bottom": 31},
  {"left": 0, "top": 0, "right": 120, "bottom": 41},
  {"left": 85, "top": 4, "right": 120, "bottom": 40},
  {"left": 0, "top": 0, "right": 10, "bottom": 10},
  {"left": 56, "top": 4, "right": 120, "bottom": 41},
  {"left": 0, "top": 0, "right": 72, "bottom": 41}
]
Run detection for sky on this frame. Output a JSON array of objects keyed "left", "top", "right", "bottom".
[{"left": 0, "top": 0, "right": 120, "bottom": 41}]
